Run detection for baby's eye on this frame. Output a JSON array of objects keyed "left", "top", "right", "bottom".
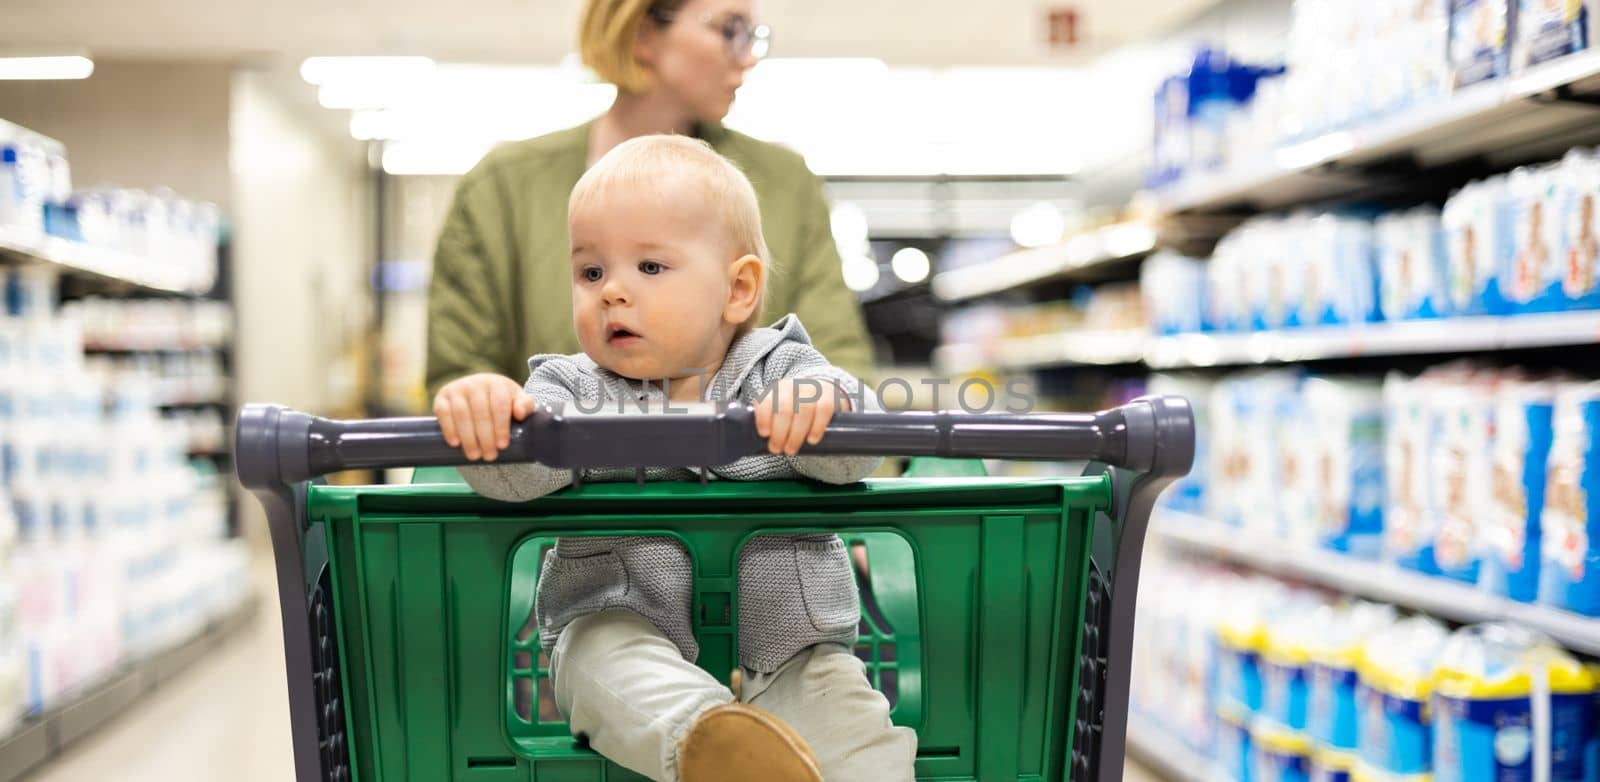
[
  {"left": 581, "top": 266, "right": 603, "bottom": 282},
  {"left": 639, "top": 260, "right": 664, "bottom": 275}
]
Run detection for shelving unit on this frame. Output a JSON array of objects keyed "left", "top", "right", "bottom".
[
  {"left": 931, "top": 221, "right": 1156, "bottom": 302},
  {"left": 1143, "top": 311, "right": 1600, "bottom": 368},
  {"left": 936, "top": 310, "right": 1600, "bottom": 374},
  {"left": 1153, "top": 50, "right": 1600, "bottom": 216},
  {"left": 0, "top": 595, "right": 258, "bottom": 782},
  {"left": 1153, "top": 511, "right": 1600, "bottom": 657},
  {"left": 0, "top": 225, "right": 208, "bottom": 296}
]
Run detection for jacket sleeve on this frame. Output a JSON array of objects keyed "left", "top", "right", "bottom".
[
  {"left": 426, "top": 172, "right": 516, "bottom": 401},
  {"left": 761, "top": 342, "right": 884, "bottom": 485},
  {"left": 455, "top": 360, "right": 580, "bottom": 502},
  {"left": 779, "top": 174, "right": 877, "bottom": 383}
]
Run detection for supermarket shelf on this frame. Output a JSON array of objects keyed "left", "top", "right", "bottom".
[
  {"left": 934, "top": 329, "right": 1147, "bottom": 374},
  {"left": 0, "top": 593, "right": 258, "bottom": 782},
  {"left": 0, "top": 225, "right": 205, "bottom": 296},
  {"left": 1144, "top": 311, "right": 1600, "bottom": 368},
  {"left": 1126, "top": 722, "right": 1221, "bottom": 782},
  {"left": 1153, "top": 512, "right": 1600, "bottom": 657},
  {"left": 937, "top": 311, "right": 1600, "bottom": 374},
  {"left": 1155, "top": 49, "right": 1600, "bottom": 215},
  {"left": 931, "top": 222, "right": 1157, "bottom": 302}
]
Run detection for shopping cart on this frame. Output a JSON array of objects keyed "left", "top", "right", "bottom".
[{"left": 235, "top": 396, "right": 1193, "bottom": 782}]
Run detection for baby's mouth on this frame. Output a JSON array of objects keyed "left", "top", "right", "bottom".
[{"left": 607, "top": 326, "right": 641, "bottom": 344}]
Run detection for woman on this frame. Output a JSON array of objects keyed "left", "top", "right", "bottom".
[{"left": 427, "top": 0, "right": 874, "bottom": 460}]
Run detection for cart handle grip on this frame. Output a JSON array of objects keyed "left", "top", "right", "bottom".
[{"left": 236, "top": 396, "right": 1193, "bottom": 490}]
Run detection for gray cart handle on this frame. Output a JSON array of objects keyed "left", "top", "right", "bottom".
[
  {"left": 236, "top": 396, "right": 1192, "bottom": 488},
  {"left": 235, "top": 395, "right": 1193, "bottom": 782}
]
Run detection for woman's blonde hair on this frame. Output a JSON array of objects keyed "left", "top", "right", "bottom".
[
  {"left": 570, "top": 135, "right": 772, "bottom": 335},
  {"left": 579, "top": 0, "right": 687, "bottom": 94}
]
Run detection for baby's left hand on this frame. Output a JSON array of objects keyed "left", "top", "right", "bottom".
[{"left": 754, "top": 377, "right": 852, "bottom": 456}]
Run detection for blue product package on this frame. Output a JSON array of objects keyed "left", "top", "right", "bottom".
[
  {"left": 1516, "top": 0, "right": 1592, "bottom": 68},
  {"left": 1357, "top": 617, "right": 1449, "bottom": 776},
  {"left": 1253, "top": 722, "right": 1313, "bottom": 782},
  {"left": 1483, "top": 381, "right": 1556, "bottom": 602},
  {"left": 1502, "top": 165, "right": 1571, "bottom": 314},
  {"left": 1538, "top": 383, "right": 1600, "bottom": 615},
  {"left": 1263, "top": 599, "right": 1326, "bottom": 733},
  {"left": 1310, "top": 660, "right": 1365, "bottom": 750},
  {"left": 1189, "top": 47, "right": 1235, "bottom": 173},
  {"left": 1219, "top": 628, "right": 1267, "bottom": 715},
  {"left": 1432, "top": 624, "right": 1600, "bottom": 782},
  {"left": 1444, "top": 179, "right": 1515, "bottom": 316},
  {"left": 1452, "top": 0, "right": 1514, "bottom": 86},
  {"left": 1430, "top": 382, "right": 1495, "bottom": 584},
  {"left": 1378, "top": 209, "right": 1453, "bottom": 321},
  {"left": 1385, "top": 374, "right": 1444, "bottom": 575},
  {"left": 1219, "top": 706, "right": 1257, "bottom": 782},
  {"left": 1142, "top": 252, "right": 1208, "bottom": 336},
  {"left": 1557, "top": 150, "right": 1600, "bottom": 310},
  {"left": 1303, "top": 379, "right": 1387, "bottom": 558},
  {"left": 1308, "top": 602, "right": 1397, "bottom": 751}
]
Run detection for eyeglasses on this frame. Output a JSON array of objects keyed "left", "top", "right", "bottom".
[{"left": 648, "top": 7, "right": 772, "bottom": 62}]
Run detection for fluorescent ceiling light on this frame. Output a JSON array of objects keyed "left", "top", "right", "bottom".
[
  {"left": 891, "top": 247, "right": 931, "bottom": 284},
  {"left": 381, "top": 139, "right": 495, "bottom": 176},
  {"left": 300, "top": 56, "right": 435, "bottom": 86},
  {"left": 0, "top": 56, "right": 94, "bottom": 80},
  {"left": 842, "top": 254, "right": 881, "bottom": 292}
]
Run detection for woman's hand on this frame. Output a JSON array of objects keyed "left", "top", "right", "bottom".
[
  {"left": 433, "top": 373, "right": 535, "bottom": 462},
  {"left": 754, "top": 378, "right": 851, "bottom": 456}
]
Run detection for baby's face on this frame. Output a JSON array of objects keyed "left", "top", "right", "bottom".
[{"left": 569, "top": 182, "right": 742, "bottom": 383}]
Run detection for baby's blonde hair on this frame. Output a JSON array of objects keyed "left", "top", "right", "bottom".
[{"left": 569, "top": 134, "right": 772, "bottom": 335}]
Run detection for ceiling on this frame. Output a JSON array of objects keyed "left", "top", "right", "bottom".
[{"left": 0, "top": 0, "right": 1224, "bottom": 67}]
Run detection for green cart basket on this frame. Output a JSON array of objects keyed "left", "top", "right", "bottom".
[{"left": 235, "top": 396, "right": 1193, "bottom": 782}]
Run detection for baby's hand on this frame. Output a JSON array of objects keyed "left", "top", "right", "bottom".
[
  {"left": 754, "top": 377, "right": 851, "bottom": 456},
  {"left": 433, "top": 373, "right": 535, "bottom": 462}
]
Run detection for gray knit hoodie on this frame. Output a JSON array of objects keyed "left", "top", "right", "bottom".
[{"left": 459, "top": 314, "right": 881, "bottom": 672}]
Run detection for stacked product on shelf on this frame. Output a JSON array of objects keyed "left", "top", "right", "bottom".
[
  {"left": 1142, "top": 147, "right": 1600, "bottom": 338},
  {"left": 1133, "top": 554, "right": 1600, "bottom": 782},
  {"left": 1165, "top": 363, "right": 1600, "bottom": 618},
  {"left": 0, "top": 119, "right": 221, "bottom": 293},
  {"left": 1149, "top": 0, "right": 1595, "bottom": 190},
  {"left": 0, "top": 266, "right": 246, "bottom": 726},
  {"left": 1149, "top": 47, "right": 1286, "bottom": 189},
  {"left": 66, "top": 298, "right": 234, "bottom": 456}
]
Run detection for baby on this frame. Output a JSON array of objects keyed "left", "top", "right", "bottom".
[{"left": 432, "top": 135, "right": 917, "bottom": 782}]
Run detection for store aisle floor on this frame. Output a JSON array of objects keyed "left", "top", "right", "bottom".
[
  {"left": 27, "top": 567, "right": 295, "bottom": 782},
  {"left": 19, "top": 563, "right": 1169, "bottom": 781}
]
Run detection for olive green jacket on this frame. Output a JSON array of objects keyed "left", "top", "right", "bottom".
[{"left": 425, "top": 119, "right": 874, "bottom": 398}]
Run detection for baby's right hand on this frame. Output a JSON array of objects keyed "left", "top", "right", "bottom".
[{"left": 433, "top": 373, "right": 535, "bottom": 462}]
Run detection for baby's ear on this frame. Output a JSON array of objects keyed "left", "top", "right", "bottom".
[{"left": 724, "top": 254, "right": 764, "bottom": 324}]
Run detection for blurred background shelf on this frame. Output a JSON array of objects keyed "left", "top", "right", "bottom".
[
  {"left": 932, "top": 221, "right": 1157, "bottom": 302},
  {"left": 934, "top": 329, "right": 1147, "bottom": 373},
  {"left": 1154, "top": 49, "right": 1600, "bottom": 216},
  {"left": 0, "top": 593, "right": 258, "bottom": 782},
  {"left": 0, "top": 226, "right": 206, "bottom": 296},
  {"left": 1153, "top": 511, "right": 1600, "bottom": 657},
  {"left": 1144, "top": 312, "right": 1600, "bottom": 368}
]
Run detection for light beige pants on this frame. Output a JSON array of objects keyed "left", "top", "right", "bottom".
[{"left": 549, "top": 609, "right": 917, "bottom": 782}]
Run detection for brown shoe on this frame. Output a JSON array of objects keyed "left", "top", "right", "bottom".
[{"left": 677, "top": 703, "right": 823, "bottom": 782}]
